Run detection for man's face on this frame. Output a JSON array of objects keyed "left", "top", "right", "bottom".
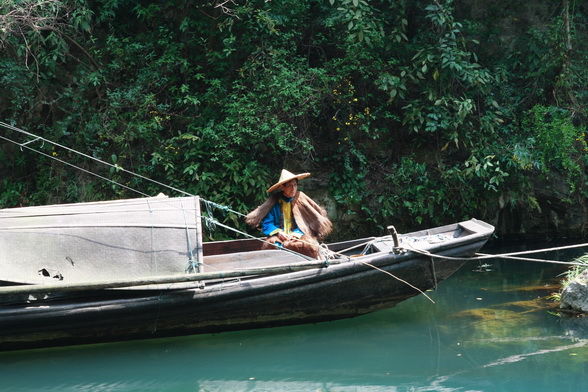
[{"left": 281, "top": 180, "right": 298, "bottom": 198}]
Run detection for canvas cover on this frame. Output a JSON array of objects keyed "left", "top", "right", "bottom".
[{"left": 0, "top": 196, "right": 202, "bottom": 284}]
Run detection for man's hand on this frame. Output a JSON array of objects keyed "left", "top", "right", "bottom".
[{"left": 277, "top": 231, "right": 292, "bottom": 243}]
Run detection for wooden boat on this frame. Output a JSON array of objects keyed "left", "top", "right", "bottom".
[{"left": 0, "top": 195, "right": 494, "bottom": 351}]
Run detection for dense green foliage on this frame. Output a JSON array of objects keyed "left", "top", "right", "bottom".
[{"left": 1, "top": 0, "right": 587, "bottom": 239}]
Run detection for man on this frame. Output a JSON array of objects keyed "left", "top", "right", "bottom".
[{"left": 245, "top": 169, "right": 332, "bottom": 259}]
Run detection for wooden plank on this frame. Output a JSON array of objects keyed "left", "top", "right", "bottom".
[
  {"left": 203, "top": 250, "right": 308, "bottom": 271},
  {"left": 203, "top": 238, "right": 264, "bottom": 256},
  {"left": 0, "top": 259, "right": 338, "bottom": 296}
]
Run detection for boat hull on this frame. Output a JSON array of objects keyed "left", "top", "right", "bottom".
[{"left": 0, "top": 221, "right": 490, "bottom": 351}]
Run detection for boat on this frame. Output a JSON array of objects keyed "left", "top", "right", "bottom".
[{"left": 0, "top": 195, "right": 494, "bottom": 351}]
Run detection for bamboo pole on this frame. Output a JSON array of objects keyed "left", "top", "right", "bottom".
[{"left": 0, "top": 259, "right": 339, "bottom": 296}]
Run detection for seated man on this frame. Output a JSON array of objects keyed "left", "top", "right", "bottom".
[{"left": 245, "top": 169, "right": 332, "bottom": 259}]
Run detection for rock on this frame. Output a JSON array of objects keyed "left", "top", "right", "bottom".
[
  {"left": 560, "top": 269, "right": 588, "bottom": 313},
  {"left": 560, "top": 314, "right": 588, "bottom": 340}
]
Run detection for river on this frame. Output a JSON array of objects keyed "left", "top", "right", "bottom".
[{"left": 1, "top": 240, "right": 587, "bottom": 391}]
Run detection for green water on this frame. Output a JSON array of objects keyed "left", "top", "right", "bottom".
[{"left": 1, "top": 242, "right": 587, "bottom": 391}]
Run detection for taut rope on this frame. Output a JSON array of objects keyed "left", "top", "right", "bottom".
[
  {"left": 400, "top": 242, "right": 588, "bottom": 267},
  {"left": 2, "top": 122, "right": 586, "bottom": 297}
]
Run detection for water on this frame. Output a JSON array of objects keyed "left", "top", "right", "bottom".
[{"left": 1, "top": 241, "right": 587, "bottom": 391}]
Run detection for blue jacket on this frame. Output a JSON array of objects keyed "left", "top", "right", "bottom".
[{"left": 260, "top": 196, "right": 305, "bottom": 237}]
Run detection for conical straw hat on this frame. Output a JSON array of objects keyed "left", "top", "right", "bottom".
[{"left": 267, "top": 169, "right": 311, "bottom": 193}]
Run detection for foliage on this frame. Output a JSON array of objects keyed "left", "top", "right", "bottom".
[
  {"left": 379, "top": 156, "right": 443, "bottom": 227},
  {"left": 521, "top": 105, "right": 587, "bottom": 193},
  {"left": 0, "top": 0, "right": 93, "bottom": 77},
  {"left": 1, "top": 0, "right": 588, "bottom": 239},
  {"left": 0, "top": 58, "right": 34, "bottom": 122},
  {"left": 562, "top": 255, "right": 588, "bottom": 287}
]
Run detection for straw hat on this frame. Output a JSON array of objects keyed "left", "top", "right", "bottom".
[{"left": 267, "top": 169, "right": 311, "bottom": 193}]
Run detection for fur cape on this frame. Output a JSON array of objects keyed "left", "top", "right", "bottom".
[{"left": 245, "top": 191, "right": 332, "bottom": 240}]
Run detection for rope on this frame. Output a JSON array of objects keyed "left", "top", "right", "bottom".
[
  {"left": 145, "top": 197, "right": 158, "bottom": 276},
  {"left": 477, "top": 242, "right": 588, "bottom": 261},
  {"left": 0, "top": 121, "right": 194, "bottom": 198},
  {"left": 202, "top": 199, "right": 246, "bottom": 218},
  {"left": 0, "top": 123, "right": 243, "bottom": 219},
  {"left": 179, "top": 197, "right": 199, "bottom": 273},
  {"left": 0, "top": 123, "right": 283, "bottom": 273},
  {"left": 0, "top": 123, "right": 436, "bottom": 302},
  {"left": 1, "top": 123, "right": 341, "bottom": 265},
  {"left": 0, "top": 124, "right": 335, "bottom": 259},
  {"left": 0, "top": 132, "right": 149, "bottom": 198},
  {"left": 203, "top": 201, "right": 218, "bottom": 232},
  {"left": 0, "top": 122, "right": 442, "bottom": 304},
  {"left": 399, "top": 242, "right": 588, "bottom": 267},
  {"left": 354, "top": 259, "right": 436, "bottom": 303},
  {"left": 0, "top": 124, "right": 248, "bottom": 230},
  {"left": 475, "top": 253, "right": 588, "bottom": 266},
  {"left": 5, "top": 122, "right": 586, "bottom": 297}
]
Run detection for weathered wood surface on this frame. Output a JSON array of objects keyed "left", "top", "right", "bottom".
[{"left": 0, "top": 258, "right": 336, "bottom": 295}]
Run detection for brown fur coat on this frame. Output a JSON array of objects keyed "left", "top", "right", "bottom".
[{"left": 245, "top": 191, "right": 332, "bottom": 240}]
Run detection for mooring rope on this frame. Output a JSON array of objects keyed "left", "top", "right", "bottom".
[
  {"left": 0, "top": 132, "right": 148, "bottom": 198},
  {"left": 355, "top": 259, "right": 436, "bottom": 303},
  {"left": 0, "top": 121, "right": 195, "bottom": 198},
  {"left": 0, "top": 122, "right": 333, "bottom": 261},
  {"left": 0, "top": 122, "right": 449, "bottom": 303},
  {"left": 401, "top": 243, "right": 588, "bottom": 267},
  {"left": 0, "top": 123, "right": 255, "bottom": 227},
  {"left": 0, "top": 123, "right": 248, "bottom": 232},
  {"left": 2, "top": 122, "right": 587, "bottom": 296}
]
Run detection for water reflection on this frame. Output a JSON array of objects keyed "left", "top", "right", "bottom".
[{"left": 1, "top": 242, "right": 588, "bottom": 391}]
